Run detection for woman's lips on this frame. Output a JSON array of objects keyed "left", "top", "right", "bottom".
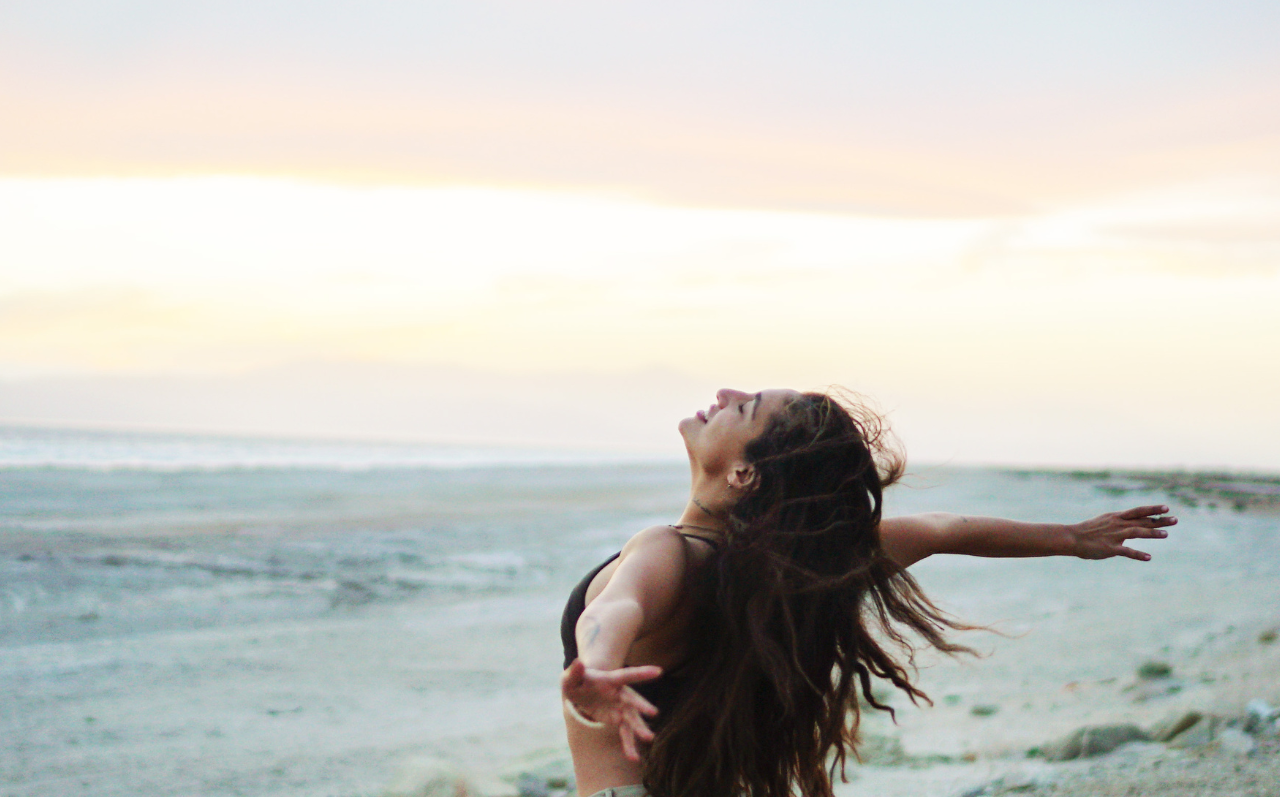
[{"left": 696, "top": 410, "right": 707, "bottom": 422}]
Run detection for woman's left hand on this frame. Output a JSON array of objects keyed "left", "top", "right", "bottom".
[
  {"left": 1069, "top": 504, "right": 1176, "bottom": 561},
  {"left": 561, "top": 659, "right": 662, "bottom": 761}
]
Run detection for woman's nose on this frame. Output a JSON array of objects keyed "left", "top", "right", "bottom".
[{"left": 716, "top": 388, "right": 747, "bottom": 407}]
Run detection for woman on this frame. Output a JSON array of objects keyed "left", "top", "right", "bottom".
[{"left": 560, "top": 388, "right": 1173, "bottom": 797}]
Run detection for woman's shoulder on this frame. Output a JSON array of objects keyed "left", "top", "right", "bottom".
[
  {"left": 605, "top": 527, "right": 708, "bottom": 628},
  {"left": 613, "top": 525, "right": 718, "bottom": 586},
  {"left": 620, "top": 524, "right": 693, "bottom": 558}
]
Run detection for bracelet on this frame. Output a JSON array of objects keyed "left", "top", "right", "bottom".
[{"left": 563, "top": 698, "right": 605, "bottom": 728}]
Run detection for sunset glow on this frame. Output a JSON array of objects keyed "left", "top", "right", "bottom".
[{"left": 1, "top": 2, "right": 1278, "bottom": 467}]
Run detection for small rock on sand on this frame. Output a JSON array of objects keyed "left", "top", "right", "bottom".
[
  {"left": 1041, "top": 724, "right": 1150, "bottom": 761},
  {"left": 1245, "top": 699, "right": 1279, "bottom": 735},
  {"left": 1149, "top": 710, "right": 1203, "bottom": 742},
  {"left": 1216, "top": 728, "right": 1257, "bottom": 756},
  {"left": 1167, "top": 715, "right": 1218, "bottom": 749}
]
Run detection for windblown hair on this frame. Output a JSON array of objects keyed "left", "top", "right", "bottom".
[{"left": 643, "top": 390, "right": 974, "bottom": 797}]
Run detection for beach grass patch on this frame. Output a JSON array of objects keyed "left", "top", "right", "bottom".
[{"left": 1137, "top": 661, "right": 1173, "bottom": 680}]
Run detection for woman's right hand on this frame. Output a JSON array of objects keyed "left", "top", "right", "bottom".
[{"left": 561, "top": 658, "right": 662, "bottom": 761}]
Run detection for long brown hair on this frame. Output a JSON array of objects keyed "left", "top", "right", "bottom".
[{"left": 644, "top": 391, "right": 973, "bottom": 797}]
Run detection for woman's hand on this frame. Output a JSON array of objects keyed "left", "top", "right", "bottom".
[
  {"left": 1068, "top": 504, "right": 1176, "bottom": 561},
  {"left": 561, "top": 659, "right": 662, "bottom": 761}
]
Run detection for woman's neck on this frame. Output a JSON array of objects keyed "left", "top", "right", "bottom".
[{"left": 675, "top": 494, "right": 729, "bottom": 537}]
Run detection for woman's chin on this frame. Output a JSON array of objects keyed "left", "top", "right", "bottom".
[{"left": 679, "top": 416, "right": 711, "bottom": 445}]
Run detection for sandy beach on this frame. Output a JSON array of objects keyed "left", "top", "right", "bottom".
[
  {"left": 839, "top": 469, "right": 1280, "bottom": 796},
  {"left": 3, "top": 447, "right": 1278, "bottom": 797}
]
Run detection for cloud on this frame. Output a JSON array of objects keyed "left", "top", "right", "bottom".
[
  {"left": 2, "top": 3, "right": 1278, "bottom": 215},
  {"left": 1, "top": 175, "right": 1277, "bottom": 377},
  {"left": 4, "top": 75, "right": 1277, "bottom": 217}
]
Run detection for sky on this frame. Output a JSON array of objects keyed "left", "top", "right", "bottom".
[{"left": 1, "top": 1, "right": 1278, "bottom": 468}]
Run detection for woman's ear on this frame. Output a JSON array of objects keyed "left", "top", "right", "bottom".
[{"left": 728, "top": 463, "right": 756, "bottom": 491}]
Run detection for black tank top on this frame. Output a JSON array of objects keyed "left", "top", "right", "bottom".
[{"left": 560, "top": 533, "right": 719, "bottom": 726}]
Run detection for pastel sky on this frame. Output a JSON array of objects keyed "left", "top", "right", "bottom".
[{"left": 1, "top": 2, "right": 1278, "bottom": 467}]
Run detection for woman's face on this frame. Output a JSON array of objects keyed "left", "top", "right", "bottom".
[{"left": 679, "top": 388, "right": 798, "bottom": 475}]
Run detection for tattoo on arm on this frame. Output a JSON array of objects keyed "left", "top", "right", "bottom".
[{"left": 582, "top": 618, "right": 601, "bottom": 649}]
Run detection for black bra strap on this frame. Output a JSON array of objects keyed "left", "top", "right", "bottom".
[{"left": 678, "top": 532, "right": 722, "bottom": 549}]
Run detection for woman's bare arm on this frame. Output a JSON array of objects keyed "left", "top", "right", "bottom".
[
  {"left": 880, "top": 504, "right": 1176, "bottom": 568},
  {"left": 561, "top": 526, "right": 689, "bottom": 760},
  {"left": 574, "top": 526, "right": 688, "bottom": 668}
]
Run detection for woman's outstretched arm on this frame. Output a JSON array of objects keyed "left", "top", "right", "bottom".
[
  {"left": 561, "top": 526, "right": 688, "bottom": 760},
  {"left": 879, "top": 504, "right": 1176, "bottom": 568}
]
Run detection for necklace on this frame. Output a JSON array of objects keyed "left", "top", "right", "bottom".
[
  {"left": 672, "top": 522, "right": 725, "bottom": 534},
  {"left": 677, "top": 496, "right": 728, "bottom": 535}
]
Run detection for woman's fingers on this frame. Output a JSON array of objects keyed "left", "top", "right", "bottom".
[
  {"left": 620, "top": 725, "right": 640, "bottom": 762},
  {"left": 1117, "top": 545, "right": 1152, "bottom": 562},
  {"left": 623, "top": 706, "right": 656, "bottom": 741},
  {"left": 605, "top": 664, "right": 663, "bottom": 686},
  {"left": 1120, "top": 504, "right": 1169, "bottom": 520},
  {"left": 1123, "top": 512, "right": 1176, "bottom": 545},
  {"left": 564, "top": 660, "right": 656, "bottom": 696},
  {"left": 561, "top": 660, "right": 661, "bottom": 752},
  {"left": 620, "top": 699, "right": 657, "bottom": 757},
  {"left": 620, "top": 687, "right": 659, "bottom": 717},
  {"left": 1128, "top": 526, "right": 1170, "bottom": 539},
  {"left": 1074, "top": 506, "right": 1177, "bottom": 561},
  {"left": 1132, "top": 530, "right": 1167, "bottom": 542}
]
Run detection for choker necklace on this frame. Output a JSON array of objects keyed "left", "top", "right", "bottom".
[
  {"left": 672, "top": 522, "right": 724, "bottom": 534},
  {"left": 677, "top": 496, "right": 727, "bottom": 535}
]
